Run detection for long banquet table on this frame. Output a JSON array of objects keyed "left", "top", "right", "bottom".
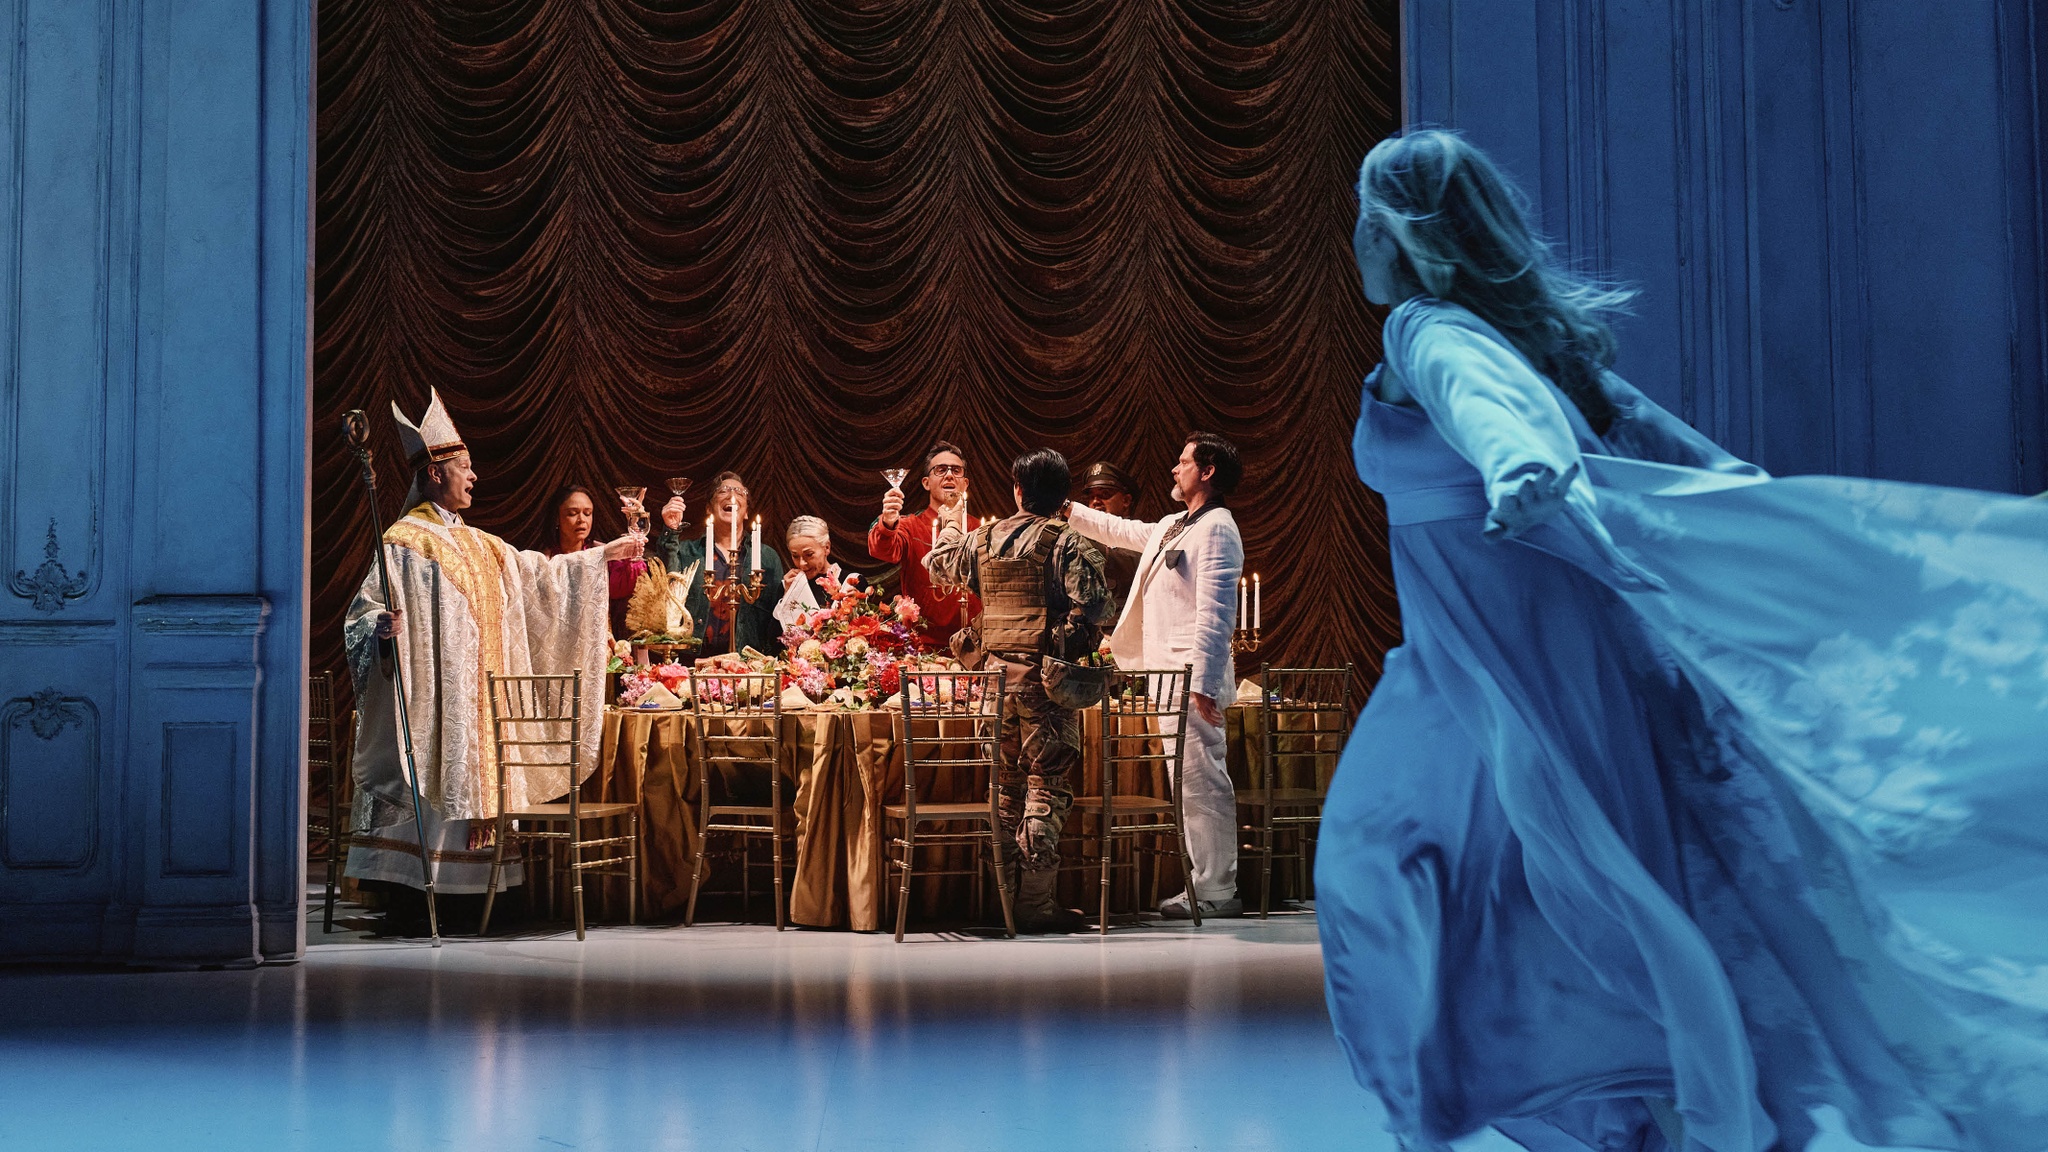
[{"left": 587, "top": 700, "right": 1343, "bottom": 930}]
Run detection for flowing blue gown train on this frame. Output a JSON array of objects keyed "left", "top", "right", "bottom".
[{"left": 1317, "top": 297, "right": 2048, "bottom": 1152}]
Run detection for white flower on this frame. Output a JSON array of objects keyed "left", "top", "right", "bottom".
[{"left": 1941, "top": 596, "right": 2043, "bottom": 672}]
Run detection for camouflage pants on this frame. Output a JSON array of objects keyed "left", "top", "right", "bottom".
[{"left": 991, "top": 653, "right": 1079, "bottom": 872}]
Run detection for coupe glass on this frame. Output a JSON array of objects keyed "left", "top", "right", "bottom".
[
  {"left": 666, "top": 476, "right": 691, "bottom": 499},
  {"left": 881, "top": 468, "right": 908, "bottom": 492},
  {"left": 616, "top": 486, "right": 649, "bottom": 540}
]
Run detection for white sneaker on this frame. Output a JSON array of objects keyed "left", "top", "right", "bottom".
[{"left": 1159, "top": 892, "right": 1243, "bottom": 920}]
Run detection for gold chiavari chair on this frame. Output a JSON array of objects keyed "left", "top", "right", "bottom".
[
  {"left": 1070, "top": 666, "right": 1199, "bottom": 933},
  {"left": 683, "top": 670, "right": 794, "bottom": 930},
  {"left": 307, "top": 671, "right": 356, "bottom": 933},
  {"left": 480, "top": 671, "right": 638, "bottom": 940},
  {"left": 1240, "top": 664, "right": 1354, "bottom": 918},
  {"left": 886, "top": 668, "right": 1015, "bottom": 942}
]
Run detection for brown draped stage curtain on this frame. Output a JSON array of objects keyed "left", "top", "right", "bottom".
[{"left": 313, "top": 0, "right": 1402, "bottom": 700}]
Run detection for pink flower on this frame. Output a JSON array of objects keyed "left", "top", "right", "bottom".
[{"left": 893, "top": 596, "right": 921, "bottom": 624}]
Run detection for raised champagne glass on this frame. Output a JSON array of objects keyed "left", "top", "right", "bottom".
[
  {"left": 664, "top": 477, "right": 691, "bottom": 536},
  {"left": 617, "top": 485, "right": 649, "bottom": 540},
  {"left": 882, "top": 468, "right": 909, "bottom": 493}
]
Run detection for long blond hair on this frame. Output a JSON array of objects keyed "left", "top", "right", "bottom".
[{"left": 1358, "top": 130, "right": 1632, "bottom": 433}]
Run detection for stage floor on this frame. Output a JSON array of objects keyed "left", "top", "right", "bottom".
[{"left": 0, "top": 898, "right": 1445, "bottom": 1151}]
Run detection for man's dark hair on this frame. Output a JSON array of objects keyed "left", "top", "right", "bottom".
[
  {"left": 922, "top": 440, "right": 965, "bottom": 476},
  {"left": 1186, "top": 432, "right": 1242, "bottom": 498},
  {"left": 1011, "top": 448, "right": 1070, "bottom": 515}
]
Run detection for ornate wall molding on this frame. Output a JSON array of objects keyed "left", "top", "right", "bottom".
[
  {"left": 0, "top": 688, "right": 100, "bottom": 871},
  {"left": 134, "top": 594, "right": 271, "bottom": 638},
  {"left": 11, "top": 518, "right": 90, "bottom": 613},
  {"left": 1, "top": 0, "right": 115, "bottom": 615}
]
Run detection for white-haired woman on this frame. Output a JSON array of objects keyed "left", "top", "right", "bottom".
[
  {"left": 1319, "top": 129, "right": 2047, "bottom": 1152},
  {"left": 772, "top": 515, "right": 844, "bottom": 627}
]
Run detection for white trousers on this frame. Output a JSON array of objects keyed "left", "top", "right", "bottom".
[{"left": 1166, "top": 708, "right": 1237, "bottom": 901}]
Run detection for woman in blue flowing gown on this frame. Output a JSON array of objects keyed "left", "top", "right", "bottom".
[{"left": 1316, "top": 130, "right": 2048, "bottom": 1152}]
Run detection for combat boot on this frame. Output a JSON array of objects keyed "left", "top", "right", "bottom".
[{"left": 1015, "top": 867, "right": 1086, "bottom": 934}]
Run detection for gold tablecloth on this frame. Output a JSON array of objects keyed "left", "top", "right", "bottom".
[
  {"left": 593, "top": 701, "right": 1341, "bottom": 930},
  {"left": 598, "top": 707, "right": 1011, "bottom": 931}
]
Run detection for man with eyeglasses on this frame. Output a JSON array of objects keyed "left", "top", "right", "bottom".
[
  {"left": 650, "top": 469, "right": 787, "bottom": 655},
  {"left": 869, "top": 440, "right": 983, "bottom": 649}
]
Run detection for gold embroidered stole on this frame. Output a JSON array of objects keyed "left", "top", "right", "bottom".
[{"left": 384, "top": 504, "right": 509, "bottom": 816}]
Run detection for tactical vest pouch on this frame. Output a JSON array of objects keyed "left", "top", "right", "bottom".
[{"left": 1040, "top": 654, "right": 1112, "bottom": 710}]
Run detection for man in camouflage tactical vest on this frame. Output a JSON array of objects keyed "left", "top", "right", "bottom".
[{"left": 927, "top": 448, "right": 1116, "bottom": 933}]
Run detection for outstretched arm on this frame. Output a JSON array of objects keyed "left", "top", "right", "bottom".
[
  {"left": 1065, "top": 501, "right": 1155, "bottom": 554},
  {"left": 1387, "top": 302, "right": 1663, "bottom": 592},
  {"left": 1390, "top": 307, "right": 1590, "bottom": 539}
]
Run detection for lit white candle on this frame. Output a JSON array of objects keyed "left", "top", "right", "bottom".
[
  {"left": 751, "top": 516, "right": 762, "bottom": 573},
  {"left": 1253, "top": 573, "right": 1262, "bottom": 631},
  {"left": 930, "top": 517, "right": 938, "bottom": 547},
  {"left": 704, "top": 514, "right": 714, "bottom": 566},
  {"left": 1238, "top": 576, "right": 1247, "bottom": 627}
]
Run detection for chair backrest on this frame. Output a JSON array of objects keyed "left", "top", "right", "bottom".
[
  {"left": 1256, "top": 664, "right": 1354, "bottom": 795},
  {"left": 895, "top": 668, "right": 1004, "bottom": 803},
  {"left": 685, "top": 671, "right": 785, "bottom": 805},
  {"left": 1101, "top": 666, "right": 1193, "bottom": 795},
  {"left": 308, "top": 670, "right": 337, "bottom": 780},
  {"left": 307, "top": 670, "right": 340, "bottom": 838},
  {"left": 486, "top": 671, "right": 584, "bottom": 815}
]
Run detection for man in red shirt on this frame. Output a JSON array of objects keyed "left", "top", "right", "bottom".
[{"left": 868, "top": 440, "right": 983, "bottom": 649}]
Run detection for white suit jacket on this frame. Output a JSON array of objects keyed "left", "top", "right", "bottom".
[{"left": 1065, "top": 502, "right": 1243, "bottom": 703}]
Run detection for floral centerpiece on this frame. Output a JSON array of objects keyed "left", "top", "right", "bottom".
[
  {"left": 779, "top": 575, "right": 940, "bottom": 705},
  {"left": 614, "top": 658, "right": 691, "bottom": 709}
]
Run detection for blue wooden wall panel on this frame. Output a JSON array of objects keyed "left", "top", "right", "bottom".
[
  {"left": 1402, "top": 0, "right": 2047, "bottom": 493},
  {"left": 145, "top": 0, "right": 261, "bottom": 593},
  {"left": 0, "top": 0, "right": 308, "bottom": 965},
  {"left": 1853, "top": 7, "right": 2015, "bottom": 490}
]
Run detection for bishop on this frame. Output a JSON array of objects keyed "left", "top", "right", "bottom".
[{"left": 343, "top": 390, "right": 641, "bottom": 922}]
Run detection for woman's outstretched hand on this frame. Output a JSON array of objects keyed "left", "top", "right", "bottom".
[{"left": 1484, "top": 462, "right": 1579, "bottom": 540}]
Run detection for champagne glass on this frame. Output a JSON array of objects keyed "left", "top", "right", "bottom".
[
  {"left": 663, "top": 477, "right": 691, "bottom": 534},
  {"left": 616, "top": 485, "right": 649, "bottom": 540},
  {"left": 881, "top": 468, "right": 908, "bottom": 493}
]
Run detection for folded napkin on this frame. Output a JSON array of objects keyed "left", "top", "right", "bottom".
[{"left": 638, "top": 681, "right": 683, "bottom": 710}]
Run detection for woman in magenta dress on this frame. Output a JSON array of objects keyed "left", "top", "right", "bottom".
[
  {"left": 542, "top": 485, "right": 643, "bottom": 637},
  {"left": 1317, "top": 130, "right": 2048, "bottom": 1152}
]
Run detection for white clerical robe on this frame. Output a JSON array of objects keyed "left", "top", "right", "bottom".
[{"left": 344, "top": 503, "right": 611, "bottom": 892}]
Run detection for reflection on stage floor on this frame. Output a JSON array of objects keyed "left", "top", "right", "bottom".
[{"left": 0, "top": 896, "right": 1414, "bottom": 1151}]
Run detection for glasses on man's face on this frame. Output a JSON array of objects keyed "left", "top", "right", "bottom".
[
  {"left": 715, "top": 486, "right": 748, "bottom": 499},
  {"left": 928, "top": 464, "right": 965, "bottom": 477}
]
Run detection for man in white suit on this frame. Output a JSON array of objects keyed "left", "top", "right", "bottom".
[{"left": 1064, "top": 432, "right": 1246, "bottom": 918}]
